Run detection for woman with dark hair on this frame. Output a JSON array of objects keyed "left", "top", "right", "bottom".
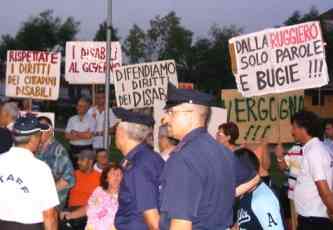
[
  {"left": 216, "top": 122, "right": 240, "bottom": 151},
  {"left": 85, "top": 164, "right": 123, "bottom": 230}
]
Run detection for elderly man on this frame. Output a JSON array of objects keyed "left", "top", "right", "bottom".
[
  {"left": 88, "top": 89, "right": 117, "bottom": 149},
  {"left": 0, "top": 102, "right": 19, "bottom": 131},
  {"left": 60, "top": 150, "right": 100, "bottom": 229},
  {"left": 0, "top": 116, "right": 59, "bottom": 230},
  {"left": 113, "top": 108, "right": 164, "bottom": 230},
  {"left": 65, "top": 97, "right": 96, "bottom": 168},
  {"left": 159, "top": 84, "right": 236, "bottom": 230},
  {"left": 158, "top": 124, "right": 178, "bottom": 161},
  {"left": 37, "top": 116, "right": 75, "bottom": 211}
]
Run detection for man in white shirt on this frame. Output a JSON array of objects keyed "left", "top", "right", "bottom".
[
  {"left": 65, "top": 97, "right": 96, "bottom": 168},
  {"left": 291, "top": 111, "right": 333, "bottom": 230},
  {"left": 88, "top": 90, "right": 117, "bottom": 149},
  {"left": 0, "top": 102, "right": 19, "bottom": 131},
  {"left": 0, "top": 116, "right": 59, "bottom": 230}
]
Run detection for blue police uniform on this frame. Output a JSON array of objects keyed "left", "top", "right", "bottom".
[
  {"left": 159, "top": 127, "right": 236, "bottom": 230},
  {"left": 115, "top": 143, "right": 164, "bottom": 230},
  {"left": 237, "top": 182, "right": 284, "bottom": 230}
]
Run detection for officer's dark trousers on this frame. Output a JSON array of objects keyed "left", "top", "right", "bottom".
[
  {"left": 297, "top": 215, "right": 333, "bottom": 230},
  {"left": 0, "top": 219, "right": 43, "bottom": 230}
]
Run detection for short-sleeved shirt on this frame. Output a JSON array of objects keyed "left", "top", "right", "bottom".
[
  {"left": 37, "top": 138, "right": 75, "bottom": 209},
  {"left": 0, "top": 147, "right": 59, "bottom": 224},
  {"left": 284, "top": 144, "right": 303, "bottom": 200},
  {"left": 115, "top": 143, "right": 164, "bottom": 230},
  {"left": 159, "top": 128, "right": 236, "bottom": 230},
  {"left": 294, "top": 137, "right": 333, "bottom": 218},
  {"left": 65, "top": 113, "right": 96, "bottom": 146},
  {"left": 68, "top": 170, "right": 101, "bottom": 207},
  {"left": 88, "top": 107, "right": 117, "bottom": 149},
  {"left": 237, "top": 182, "right": 284, "bottom": 230}
]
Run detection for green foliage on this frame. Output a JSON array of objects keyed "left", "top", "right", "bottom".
[
  {"left": 93, "top": 21, "right": 120, "bottom": 41},
  {"left": 124, "top": 24, "right": 146, "bottom": 63},
  {"left": 0, "top": 10, "right": 80, "bottom": 60}
]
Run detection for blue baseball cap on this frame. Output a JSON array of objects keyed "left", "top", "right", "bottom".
[{"left": 13, "top": 116, "right": 50, "bottom": 136}]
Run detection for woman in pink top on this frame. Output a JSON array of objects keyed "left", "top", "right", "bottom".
[{"left": 85, "top": 164, "right": 123, "bottom": 230}]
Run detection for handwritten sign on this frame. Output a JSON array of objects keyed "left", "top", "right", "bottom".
[
  {"left": 114, "top": 60, "right": 178, "bottom": 109},
  {"left": 229, "top": 21, "right": 329, "bottom": 97},
  {"left": 222, "top": 90, "right": 304, "bottom": 143},
  {"left": 65, "top": 41, "right": 122, "bottom": 84},
  {"left": 6, "top": 50, "right": 60, "bottom": 100}
]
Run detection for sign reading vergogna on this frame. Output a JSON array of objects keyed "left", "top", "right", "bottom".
[{"left": 222, "top": 90, "right": 304, "bottom": 143}]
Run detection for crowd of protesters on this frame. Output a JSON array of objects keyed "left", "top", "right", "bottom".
[{"left": 0, "top": 85, "right": 333, "bottom": 230}]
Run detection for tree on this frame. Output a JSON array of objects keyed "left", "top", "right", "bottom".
[
  {"left": 93, "top": 21, "right": 120, "bottom": 41},
  {"left": 193, "top": 24, "right": 242, "bottom": 93},
  {"left": 145, "top": 11, "right": 193, "bottom": 65},
  {"left": 0, "top": 10, "right": 80, "bottom": 60},
  {"left": 123, "top": 24, "right": 146, "bottom": 63},
  {"left": 284, "top": 6, "right": 319, "bottom": 25}
]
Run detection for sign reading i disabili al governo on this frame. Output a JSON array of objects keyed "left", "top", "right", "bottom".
[{"left": 65, "top": 41, "right": 122, "bottom": 84}]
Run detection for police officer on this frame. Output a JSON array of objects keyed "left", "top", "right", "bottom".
[
  {"left": 113, "top": 108, "right": 164, "bottom": 230},
  {"left": 0, "top": 116, "right": 59, "bottom": 230},
  {"left": 159, "top": 84, "right": 236, "bottom": 230}
]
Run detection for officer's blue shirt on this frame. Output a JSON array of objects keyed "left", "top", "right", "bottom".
[
  {"left": 237, "top": 182, "right": 284, "bottom": 230},
  {"left": 159, "top": 127, "right": 236, "bottom": 230},
  {"left": 115, "top": 143, "right": 164, "bottom": 230}
]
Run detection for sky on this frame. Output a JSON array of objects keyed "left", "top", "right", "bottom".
[{"left": 0, "top": 0, "right": 331, "bottom": 41}]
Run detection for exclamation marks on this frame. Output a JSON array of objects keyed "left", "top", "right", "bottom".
[{"left": 309, "top": 59, "right": 324, "bottom": 78}]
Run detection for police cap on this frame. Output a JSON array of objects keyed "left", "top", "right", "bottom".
[
  {"left": 164, "top": 83, "right": 214, "bottom": 109},
  {"left": 112, "top": 107, "right": 154, "bottom": 127}
]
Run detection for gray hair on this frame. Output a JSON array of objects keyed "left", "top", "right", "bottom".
[
  {"left": 119, "top": 122, "right": 152, "bottom": 142},
  {"left": 2, "top": 102, "right": 19, "bottom": 120},
  {"left": 13, "top": 134, "right": 33, "bottom": 146}
]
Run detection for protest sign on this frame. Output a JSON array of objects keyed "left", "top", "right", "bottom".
[
  {"left": 222, "top": 89, "right": 304, "bottom": 143},
  {"left": 65, "top": 41, "right": 122, "bottom": 84},
  {"left": 20, "top": 111, "right": 55, "bottom": 127},
  {"left": 6, "top": 50, "right": 61, "bottom": 100},
  {"left": 114, "top": 60, "right": 178, "bottom": 109},
  {"left": 229, "top": 21, "right": 329, "bottom": 97}
]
